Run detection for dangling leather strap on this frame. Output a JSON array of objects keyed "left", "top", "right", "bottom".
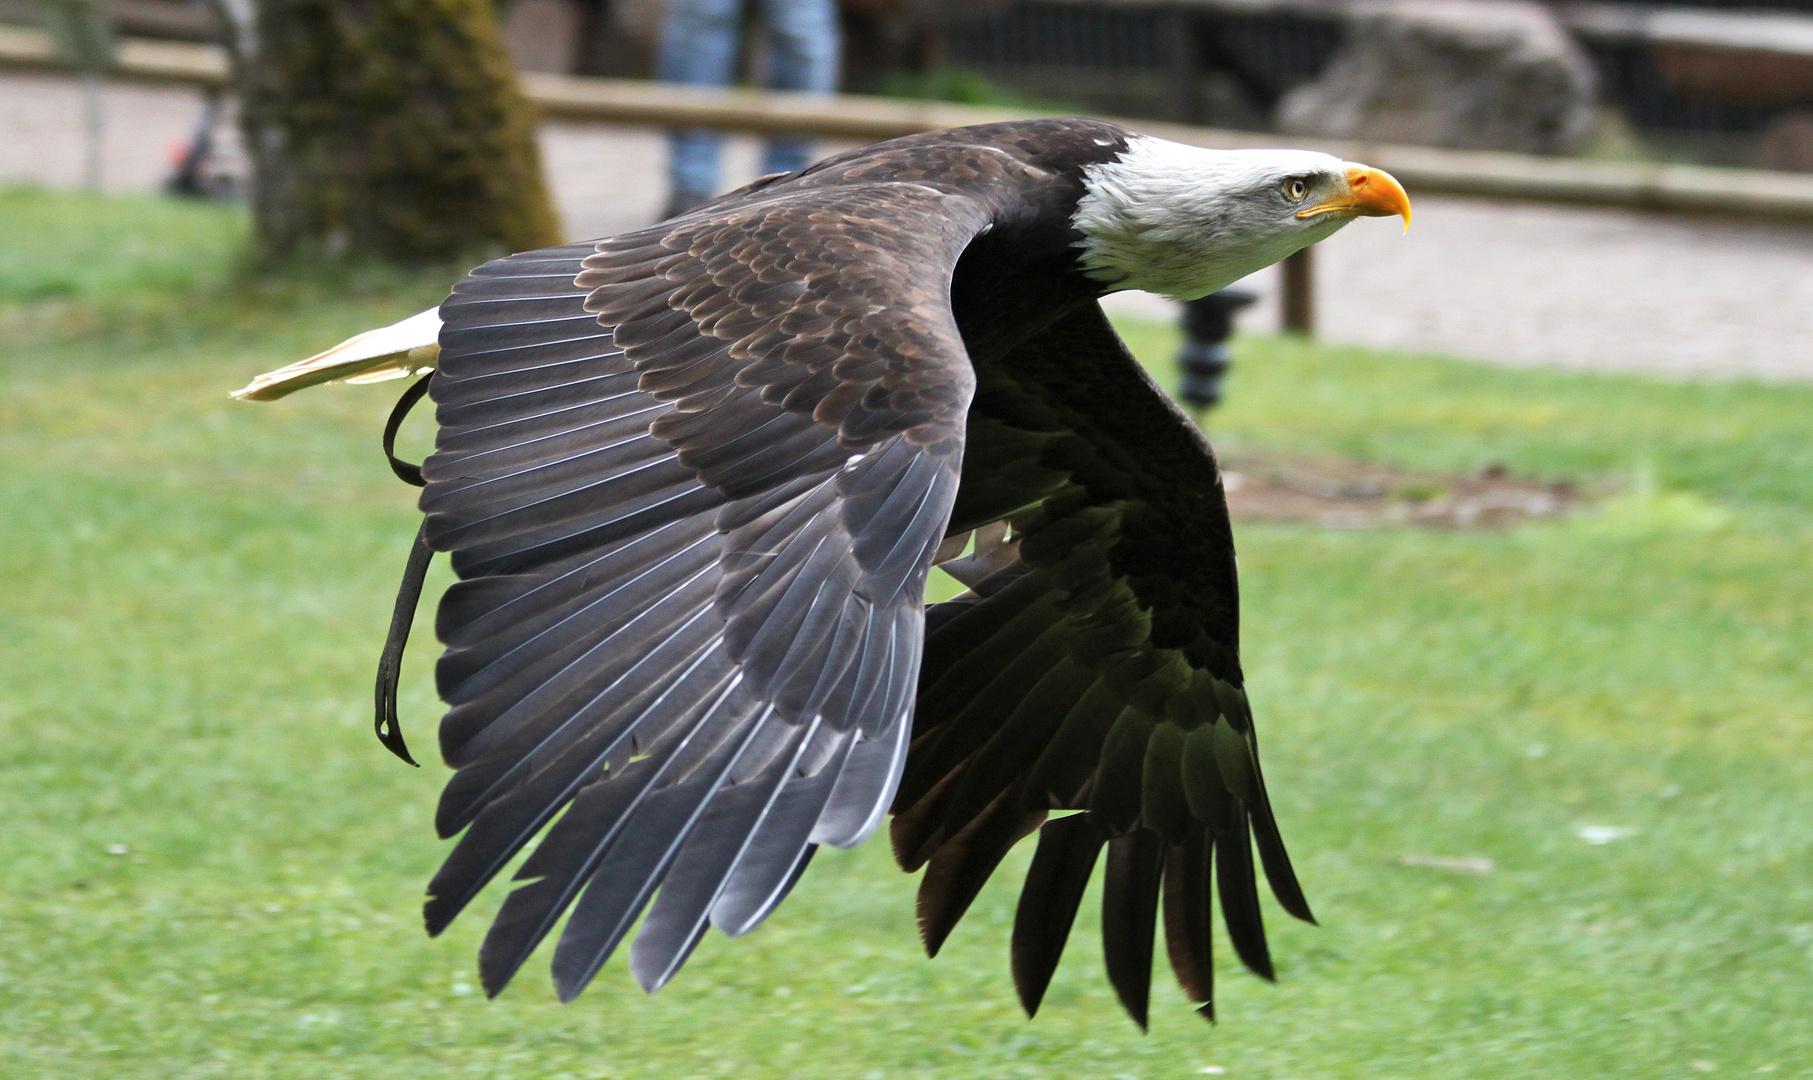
[
  {"left": 382, "top": 371, "right": 433, "bottom": 487},
  {"left": 374, "top": 373, "right": 434, "bottom": 766}
]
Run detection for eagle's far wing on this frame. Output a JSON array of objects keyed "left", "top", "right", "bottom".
[
  {"left": 893, "top": 302, "right": 1313, "bottom": 1028},
  {"left": 420, "top": 183, "right": 987, "bottom": 1001}
]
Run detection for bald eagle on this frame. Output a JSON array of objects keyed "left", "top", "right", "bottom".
[{"left": 236, "top": 119, "right": 1410, "bottom": 1026}]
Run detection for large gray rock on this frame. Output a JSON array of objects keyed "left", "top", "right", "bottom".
[{"left": 1279, "top": 0, "right": 1597, "bottom": 155}]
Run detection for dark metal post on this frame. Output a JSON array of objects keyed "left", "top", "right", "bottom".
[
  {"left": 1177, "top": 289, "right": 1257, "bottom": 415},
  {"left": 1281, "top": 244, "right": 1315, "bottom": 336}
]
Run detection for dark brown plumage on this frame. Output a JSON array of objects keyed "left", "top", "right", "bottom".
[{"left": 363, "top": 118, "right": 1342, "bottom": 1025}]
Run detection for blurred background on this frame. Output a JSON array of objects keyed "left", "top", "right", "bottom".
[
  {"left": 4, "top": 0, "right": 1813, "bottom": 373},
  {"left": 1, "top": 0, "right": 1811, "bottom": 1077}
]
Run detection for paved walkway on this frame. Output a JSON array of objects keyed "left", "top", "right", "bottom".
[{"left": 5, "top": 72, "right": 1811, "bottom": 381}]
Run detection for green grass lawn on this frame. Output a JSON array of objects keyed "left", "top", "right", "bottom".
[{"left": 2, "top": 190, "right": 1810, "bottom": 1079}]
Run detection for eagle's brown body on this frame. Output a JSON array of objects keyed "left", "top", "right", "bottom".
[{"left": 241, "top": 117, "right": 1413, "bottom": 1026}]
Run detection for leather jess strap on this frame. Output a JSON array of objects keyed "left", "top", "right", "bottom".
[{"left": 374, "top": 373, "right": 435, "bottom": 766}]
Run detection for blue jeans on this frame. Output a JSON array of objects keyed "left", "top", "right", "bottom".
[{"left": 658, "top": 0, "right": 840, "bottom": 199}]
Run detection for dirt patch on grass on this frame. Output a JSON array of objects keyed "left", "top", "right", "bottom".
[{"left": 1221, "top": 453, "right": 1584, "bottom": 529}]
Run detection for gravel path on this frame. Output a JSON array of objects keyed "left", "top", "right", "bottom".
[{"left": 5, "top": 72, "right": 1810, "bottom": 380}]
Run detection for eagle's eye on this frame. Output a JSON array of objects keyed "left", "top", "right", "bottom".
[{"left": 1284, "top": 178, "right": 1309, "bottom": 201}]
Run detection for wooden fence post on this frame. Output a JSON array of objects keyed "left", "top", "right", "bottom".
[{"left": 1281, "top": 244, "right": 1314, "bottom": 336}]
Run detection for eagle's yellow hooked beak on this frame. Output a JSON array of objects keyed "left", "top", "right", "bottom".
[{"left": 1297, "top": 165, "right": 1412, "bottom": 231}]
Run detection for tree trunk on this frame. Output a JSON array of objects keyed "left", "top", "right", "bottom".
[{"left": 225, "top": 0, "right": 562, "bottom": 263}]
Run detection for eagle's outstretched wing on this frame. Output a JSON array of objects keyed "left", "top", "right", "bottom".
[
  {"left": 419, "top": 182, "right": 990, "bottom": 1001},
  {"left": 896, "top": 302, "right": 1314, "bottom": 1027}
]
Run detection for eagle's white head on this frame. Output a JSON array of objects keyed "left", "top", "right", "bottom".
[{"left": 1071, "top": 136, "right": 1412, "bottom": 301}]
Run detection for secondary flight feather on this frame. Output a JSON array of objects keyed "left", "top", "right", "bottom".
[{"left": 236, "top": 118, "right": 1410, "bottom": 1026}]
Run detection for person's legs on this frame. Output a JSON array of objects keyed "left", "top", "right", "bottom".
[
  {"left": 658, "top": 0, "right": 744, "bottom": 209},
  {"left": 758, "top": 0, "right": 839, "bottom": 176}
]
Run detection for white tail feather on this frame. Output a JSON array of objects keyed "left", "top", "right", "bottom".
[{"left": 231, "top": 308, "right": 443, "bottom": 401}]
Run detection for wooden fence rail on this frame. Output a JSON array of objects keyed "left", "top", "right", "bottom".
[
  {"left": 7, "top": 25, "right": 1813, "bottom": 221},
  {"left": 6, "top": 22, "right": 1813, "bottom": 332}
]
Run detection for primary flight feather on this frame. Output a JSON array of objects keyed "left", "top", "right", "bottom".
[{"left": 237, "top": 118, "right": 1410, "bottom": 1026}]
